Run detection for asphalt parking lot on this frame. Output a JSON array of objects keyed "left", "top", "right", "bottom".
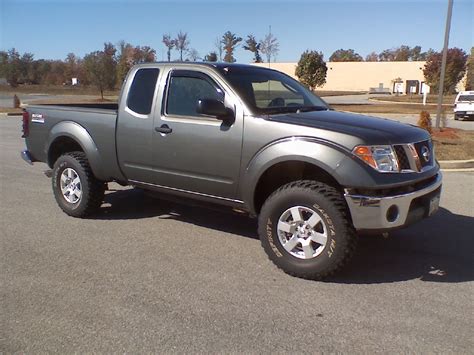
[{"left": 1, "top": 117, "right": 473, "bottom": 352}]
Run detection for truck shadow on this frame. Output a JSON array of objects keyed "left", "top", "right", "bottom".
[
  {"left": 96, "top": 187, "right": 258, "bottom": 239},
  {"left": 328, "top": 207, "right": 474, "bottom": 284},
  {"left": 96, "top": 188, "right": 473, "bottom": 284}
]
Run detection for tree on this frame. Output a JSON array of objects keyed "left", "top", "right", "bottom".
[
  {"left": 365, "top": 52, "right": 378, "bottom": 62},
  {"left": 175, "top": 31, "right": 190, "bottom": 61},
  {"left": 464, "top": 47, "right": 474, "bottom": 90},
  {"left": 19, "top": 52, "right": 35, "bottom": 84},
  {"left": 260, "top": 33, "right": 279, "bottom": 63},
  {"left": 83, "top": 43, "right": 117, "bottom": 99},
  {"left": 221, "top": 31, "right": 242, "bottom": 63},
  {"left": 394, "top": 45, "right": 411, "bottom": 61},
  {"left": 133, "top": 46, "right": 156, "bottom": 63},
  {"left": 204, "top": 51, "right": 218, "bottom": 62},
  {"left": 243, "top": 35, "right": 262, "bottom": 63},
  {"left": 162, "top": 34, "right": 175, "bottom": 61},
  {"left": 0, "top": 51, "right": 9, "bottom": 81},
  {"left": 2, "top": 48, "right": 21, "bottom": 87},
  {"left": 115, "top": 42, "right": 155, "bottom": 85},
  {"left": 423, "top": 48, "right": 468, "bottom": 94},
  {"left": 186, "top": 48, "right": 200, "bottom": 62},
  {"left": 116, "top": 41, "right": 134, "bottom": 85},
  {"left": 295, "top": 50, "right": 327, "bottom": 91},
  {"left": 378, "top": 45, "right": 430, "bottom": 62},
  {"left": 64, "top": 53, "right": 78, "bottom": 83},
  {"left": 329, "top": 49, "right": 363, "bottom": 62},
  {"left": 378, "top": 48, "right": 396, "bottom": 62}
]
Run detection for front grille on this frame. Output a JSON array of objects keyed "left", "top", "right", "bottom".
[
  {"left": 394, "top": 145, "right": 411, "bottom": 170},
  {"left": 414, "top": 140, "right": 433, "bottom": 168}
]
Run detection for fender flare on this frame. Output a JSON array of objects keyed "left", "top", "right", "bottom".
[
  {"left": 46, "top": 121, "right": 105, "bottom": 180},
  {"left": 241, "top": 137, "right": 377, "bottom": 213}
]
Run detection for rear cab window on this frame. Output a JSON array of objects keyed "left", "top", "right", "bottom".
[{"left": 127, "top": 68, "right": 160, "bottom": 115}]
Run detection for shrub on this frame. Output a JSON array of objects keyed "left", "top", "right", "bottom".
[
  {"left": 13, "top": 94, "right": 20, "bottom": 108},
  {"left": 418, "top": 111, "right": 432, "bottom": 133}
]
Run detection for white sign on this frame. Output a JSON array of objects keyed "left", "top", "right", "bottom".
[
  {"left": 421, "top": 83, "right": 430, "bottom": 94},
  {"left": 394, "top": 82, "right": 404, "bottom": 94}
]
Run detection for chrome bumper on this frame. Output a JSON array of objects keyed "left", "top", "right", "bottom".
[
  {"left": 21, "top": 150, "right": 34, "bottom": 165},
  {"left": 344, "top": 173, "right": 442, "bottom": 230}
]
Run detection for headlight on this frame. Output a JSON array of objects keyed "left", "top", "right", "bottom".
[{"left": 353, "top": 145, "right": 399, "bottom": 172}]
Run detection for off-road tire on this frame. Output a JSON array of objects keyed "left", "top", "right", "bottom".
[
  {"left": 258, "top": 180, "right": 357, "bottom": 280},
  {"left": 52, "top": 151, "right": 105, "bottom": 217}
]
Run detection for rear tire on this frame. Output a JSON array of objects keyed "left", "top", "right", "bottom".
[
  {"left": 52, "top": 152, "right": 105, "bottom": 217},
  {"left": 258, "top": 180, "right": 357, "bottom": 280}
]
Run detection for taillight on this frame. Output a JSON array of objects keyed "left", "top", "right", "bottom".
[{"left": 22, "top": 110, "right": 29, "bottom": 138}]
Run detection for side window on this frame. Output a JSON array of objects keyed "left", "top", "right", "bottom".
[
  {"left": 166, "top": 75, "right": 223, "bottom": 117},
  {"left": 127, "top": 68, "right": 159, "bottom": 115}
]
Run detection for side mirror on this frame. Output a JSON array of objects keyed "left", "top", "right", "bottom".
[{"left": 197, "top": 99, "right": 234, "bottom": 123}]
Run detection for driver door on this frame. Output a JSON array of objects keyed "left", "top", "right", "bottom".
[{"left": 151, "top": 68, "right": 243, "bottom": 199}]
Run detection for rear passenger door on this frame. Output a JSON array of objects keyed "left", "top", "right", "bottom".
[
  {"left": 116, "top": 67, "right": 161, "bottom": 182},
  {"left": 150, "top": 68, "right": 244, "bottom": 199}
]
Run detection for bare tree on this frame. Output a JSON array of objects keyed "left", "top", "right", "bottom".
[
  {"left": 162, "top": 34, "right": 175, "bottom": 61},
  {"left": 365, "top": 52, "right": 378, "bottom": 62},
  {"left": 187, "top": 48, "right": 200, "bottom": 62},
  {"left": 260, "top": 33, "right": 279, "bottom": 63},
  {"left": 214, "top": 37, "right": 223, "bottom": 61},
  {"left": 175, "top": 31, "right": 190, "bottom": 61}
]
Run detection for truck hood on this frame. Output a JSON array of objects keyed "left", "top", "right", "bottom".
[{"left": 266, "top": 110, "right": 430, "bottom": 145}]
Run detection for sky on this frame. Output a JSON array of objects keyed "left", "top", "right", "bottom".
[{"left": 0, "top": 0, "right": 472, "bottom": 63}]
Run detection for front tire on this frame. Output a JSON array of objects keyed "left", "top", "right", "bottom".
[
  {"left": 258, "top": 180, "right": 357, "bottom": 280},
  {"left": 52, "top": 152, "right": 105, "bottom": 217}
]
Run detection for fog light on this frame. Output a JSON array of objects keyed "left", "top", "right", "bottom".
[{"left": 386, "top": 205, "right": 399, "bottom": 222}]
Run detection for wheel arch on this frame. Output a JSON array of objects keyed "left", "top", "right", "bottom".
[
  {"left": 252, "top": 160, "right": 342, "bottom": 215},
  {"left": 47, "top": 121, "right": 105, "bottom": 180}
]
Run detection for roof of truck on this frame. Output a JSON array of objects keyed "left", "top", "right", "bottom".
[{"left": 134, "top": 62, "right": 274, "bottom": 71}]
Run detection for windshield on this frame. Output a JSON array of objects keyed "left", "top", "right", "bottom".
[{"left": 217, "top": 66, "right": 329, "bottom": 115}]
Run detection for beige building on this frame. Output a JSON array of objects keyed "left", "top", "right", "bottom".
[{"left": 253, "top": 61, "right": 428, "bottom": 94}]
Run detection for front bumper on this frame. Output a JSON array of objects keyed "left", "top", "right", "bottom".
[{"left": 344, "top": 172, "right": 442, "bottom": 230}]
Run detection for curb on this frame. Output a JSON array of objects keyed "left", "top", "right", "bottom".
[
  {"left": 0, "top": 112, "right": 22, "bottom": 117},
  {"left": 368, "top": 98, "right": 453, "bottom": 106},
  {"left": 438, "top": 159, "right": 474, "bottom": 170}
]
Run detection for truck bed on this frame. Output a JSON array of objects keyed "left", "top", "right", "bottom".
[{"left": 25, "top": 103, "right": 121, "bottom": 181}]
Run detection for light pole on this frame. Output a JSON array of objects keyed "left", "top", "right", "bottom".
[{"left": 435, "top": 0, "right": 454, "bottom": 129}]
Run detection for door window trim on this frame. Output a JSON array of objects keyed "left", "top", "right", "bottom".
[{"left": 162, "top": 69, "right": 225, "bottom": 121}]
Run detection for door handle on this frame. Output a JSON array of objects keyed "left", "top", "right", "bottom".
[{"left": 155, "top": 124, "right": 172, "bottom": 134}]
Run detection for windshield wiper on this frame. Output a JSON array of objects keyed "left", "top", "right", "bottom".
[
  {"left": 262, "top": 105, "right": 328, "bottom": 116},
  {"left": 296, "top": 106, "right": 328, "bottom": 113}
]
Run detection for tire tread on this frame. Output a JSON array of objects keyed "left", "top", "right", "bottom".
[
  {"left": 259, "top": 180, "right": 357, "bottom": 280},
  {"left": 53, "top": 151, "right": 105, "bottom": 217}
]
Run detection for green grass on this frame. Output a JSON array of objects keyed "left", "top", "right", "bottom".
[{"left": 370, "top": 94, "right": 456, "bottom": 105}]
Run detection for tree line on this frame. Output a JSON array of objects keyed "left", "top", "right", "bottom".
[{"left": 1, "top": 32, "right": 472, "bottom": 95}]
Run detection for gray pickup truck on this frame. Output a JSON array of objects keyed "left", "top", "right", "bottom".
[{"left": 21, "top": 63, "right": 442, "bottom": 280}]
